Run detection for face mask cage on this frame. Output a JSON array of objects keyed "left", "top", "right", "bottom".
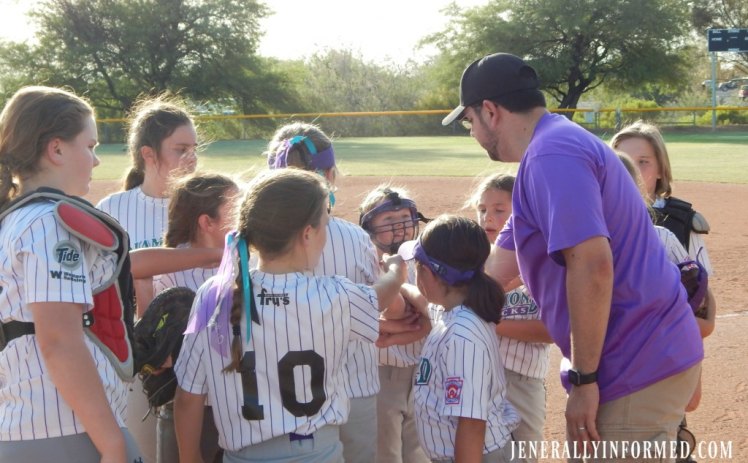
[{"left": 360, "top": 192, "right": 430, "bottom": 254}]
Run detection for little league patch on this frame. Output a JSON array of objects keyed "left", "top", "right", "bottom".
[{"left": 445, "top": 377, "right": 463, "bottom": 404}]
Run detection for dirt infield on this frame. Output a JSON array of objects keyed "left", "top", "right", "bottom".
[{"left": 88, "top": 177, "right": 748, "bottom": 461}]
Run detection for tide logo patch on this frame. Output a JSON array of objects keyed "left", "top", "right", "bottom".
[
  {"left": 53, "top": 240, "right": 82, "bottom": 270},
  {"left": 444, "top": 376, "right": 463, "bottom": 405},
  {"left": 415, "top": 358, "right": 432, "bottom": 385}
]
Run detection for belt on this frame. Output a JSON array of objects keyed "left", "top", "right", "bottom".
[
  {"left": 289, "top": 432, "right": 314, "bottom": 442},
  {"left": 0, "top": 321, "right": 36, "bottom": 352}
]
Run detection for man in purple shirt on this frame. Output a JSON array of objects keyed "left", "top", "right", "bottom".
[{"left": 443, "top": 53, "right": 702, "bottom": 459}]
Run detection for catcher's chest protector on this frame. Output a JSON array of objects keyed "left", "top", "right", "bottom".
[
  {"left": 0, "top": 188, "right": 135, "bottom": 381},
  {"left": 653, "top": 197, "right": 698, "bottom": 250}
]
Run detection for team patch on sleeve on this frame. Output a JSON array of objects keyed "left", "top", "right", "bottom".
[
  {"left": 444, "top": 376, "right": 463, "bottom": 405},
  {"left": 53, "top": 240, "right": 83, "bottom": 270}
]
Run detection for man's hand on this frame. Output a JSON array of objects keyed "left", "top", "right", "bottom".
[{"left": 566, "top": 383, "right": 601, "bottom": 454}]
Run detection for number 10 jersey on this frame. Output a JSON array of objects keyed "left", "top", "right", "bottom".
[{"left": 175, "top": 269, "right": 380, "bottom": 451}]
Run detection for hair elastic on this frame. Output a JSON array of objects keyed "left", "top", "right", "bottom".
[
  {"left": 238, "top": 237, "right": 257, "bottom": 342},
  {"left": 269, "top": 135, "right": 336, "bottom": 171}
]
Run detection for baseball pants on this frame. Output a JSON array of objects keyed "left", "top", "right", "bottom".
[
  {"left": 340, "top": 395, "right": 378, "bottom": 463},
  {"left": 0, "top": 427, "right": 142, "bottom": 462},
  {"left": 504, "top": 369, "right": 546, "bottom": 462},
  {"left": 377, "top": 365, "right": 430, "bottom": 463}
]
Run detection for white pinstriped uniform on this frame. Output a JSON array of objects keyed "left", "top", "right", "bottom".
[
  {"left": 310, "top": 217, "right": 381, "bottom": 397},
  {"left": 153, "top": 244, "right": 217, "bottom": 294},
  {"left": 414, "top": 304, "right": 519, "bottom": 460},
  {"left": 498, "top": 286, "right": 549, "bottom": 380},
  {"left": 655, "top": 225, "right": 692, "bottom": 265},
  {"left": 0, "top": 201, "right": 128, "bottom": 440},
  {"left": 175, "top": 270, "right": 380, "bottom": 451},
  {"left": 97, "top": 186, "right": 168, "bottom": 463},
  {"left": 96, "top": 187, "right": 169, "bottom": 250}
]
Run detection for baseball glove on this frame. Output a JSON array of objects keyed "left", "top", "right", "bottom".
[
  {"left": 678, "top": 260, "right": 708, "bottom": 319},
  {"left": 133, "top": 286, "right": 195, "bottom": 410}
]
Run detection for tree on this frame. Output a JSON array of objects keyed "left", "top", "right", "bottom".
[
  {"left": 424, "top": 0, "right": 692, "bottom": 111},
  {"left": 285, "top": 49, "right": 437, "bottom": 136},
  {"left": 0, "top": 0, "right": 291, "bottom": 114},
  {"left": 691, "top": 0, "right": 748, "bottom": 75}
]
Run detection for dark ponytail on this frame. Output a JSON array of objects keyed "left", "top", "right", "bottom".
[
  {"left": 420, "top": 215, "right": 505, "bottom": 324},
  {"left": 465, "top": 273, "right": 504, "bottom": 324}
]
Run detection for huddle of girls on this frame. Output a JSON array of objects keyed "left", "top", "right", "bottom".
[{"left": 0, "top": 84, "right": 573, "bottom": 463}]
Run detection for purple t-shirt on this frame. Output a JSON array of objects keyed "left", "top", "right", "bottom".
[{"left": 498, "top": 113, "right": 703, "bottom": 403}]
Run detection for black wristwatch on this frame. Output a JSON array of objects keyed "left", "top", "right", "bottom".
[{"left": 568, "top": 368, "right": 598, "bottom": 386}]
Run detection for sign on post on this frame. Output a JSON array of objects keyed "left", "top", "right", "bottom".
[{"left": 708, "top": 28, "right": 748, "bottom": 52}]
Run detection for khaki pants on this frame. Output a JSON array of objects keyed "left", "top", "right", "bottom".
[
  {"left": 376, "top": 365, "right": 430, "bottom": 463},
  {"left": 568, "top": 363, "right": 701, "bottom": 463},
  {"left": 504, "top": 369, "right": 546, "bottom": 462},
  {"left": 340, "top": 395, "right": 378, "bottom": 463}
]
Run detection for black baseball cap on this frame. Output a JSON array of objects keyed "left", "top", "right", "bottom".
[{"left": 442, "top": 53, "right": 540, "bottom": 126}]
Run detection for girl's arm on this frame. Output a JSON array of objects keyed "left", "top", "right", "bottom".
[
  {"left": 496, "top": 319, "right": 553, "bottom": 343},
  {"left": 29, "top": 302, "right": 127, "bottom": 463},
  {"left": 174, "top": 387, "right": 207, "bottom": 463},
  {"left": 454, "top": 417, "right": 487, "bottom": 463},
  {"left": 372, "top": 254, "right": 407, "bottom": 316},
  {"left": 130, "top": 247, "right": 223, "bottom": 279}
]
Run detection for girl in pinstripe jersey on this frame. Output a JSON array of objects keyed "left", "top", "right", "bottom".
[
  {"left": 359, "top": 184, "right": 431, "bottom": 463},
  {"left": 399, "top": 215, "right": 520, "bottom": 463},
  {"left": 97, "top": 95, "right": 198, "bottom": 463},
  {"left": 264, "top": 122, "right": 386, "bottom": 463},
  {"left": 468, "top": 174, "right": 551, "bottom": 462},
  {"left": 151, "top": 172, "right": 239, "bottom": 463},
  {"left": 173, "top": 168, "right": 408, "bottom": 463},
  {"left": 0, "top": 86, "right": 142, "bottom": 462}
]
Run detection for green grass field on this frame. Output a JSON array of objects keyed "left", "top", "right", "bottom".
[{"left": 94, "top": 132, "right": 748, "bottom": 184}]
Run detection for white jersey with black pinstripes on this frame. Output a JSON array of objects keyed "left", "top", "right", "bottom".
[
  {"left": 378, "top": 261, "right": 424, "bottom": 367},
  {"left": 0, "top": 201, "right": 128, "bottom": 440},
  {"left": 413, "top": 304, "right": 519, "bottom": 460},
  {"left": 96, "top": 187, "right": 169, "bottom": 250},
  {"left": 153, "top": 244, "right": 217, "bottom": 294},
  {"left": 498, "top": 285, "right": 550, "bottom": 379},
  {"left": 655, "top": 225, "right": 692, "bottom": 265},
  {"left": 309, "top": 216, "right": 381, "bottom": 398},
  {"left": 175, "top": 270, "right": 380, "bottom": 451}
]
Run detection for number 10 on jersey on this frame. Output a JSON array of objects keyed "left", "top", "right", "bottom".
[{"left": 239, "top": 350, "right": 327, "bottom": 420}]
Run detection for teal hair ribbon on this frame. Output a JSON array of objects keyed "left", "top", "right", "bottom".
[{"left": 238, "top": 237, "right": 253, "bottom": 342}]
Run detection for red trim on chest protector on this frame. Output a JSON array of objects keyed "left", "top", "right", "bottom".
[
  {"left": 90, "top": 286, "right": 129, "bottom": 362},
  {"left": 56, "top": 202, "right": 117, "bottom": 249}
]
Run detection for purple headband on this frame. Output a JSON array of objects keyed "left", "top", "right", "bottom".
[
  {"left": 268, "top": 135, "right": 336, "bottom": 171},
  {"left": 359, "top": 196, "right": 418, "bottom": 232},
  {"left": 398, "top": 239, "right": 476, "bottom": 285}
]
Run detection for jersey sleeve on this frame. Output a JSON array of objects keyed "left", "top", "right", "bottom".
[
  {"left": 523, "top": 154, "right": 609, "bottom": 265},
  {"left": 358, "top": 234, "right": 380, "bottom": 286},
  {"left": 20, "top": 212, "right": 95, "bottom": 308},
  {"left": 656, "top": 226, "right": 691, "bottom": 264},
  {"left": 439, "top": 336, "right": 494, "bottom": 421},
  {"left": 689, "top": 233, "right": 714, "bottom": 275},
  {"left": 337, "top": 278, "right": 379, "bottom": 343},
  {"left": 174, "top": 288, "right": 209, "bottom": 395}
]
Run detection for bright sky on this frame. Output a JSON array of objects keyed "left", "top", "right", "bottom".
[{"left": 0, "top": 0, "right": 487, "bottom": 65}]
